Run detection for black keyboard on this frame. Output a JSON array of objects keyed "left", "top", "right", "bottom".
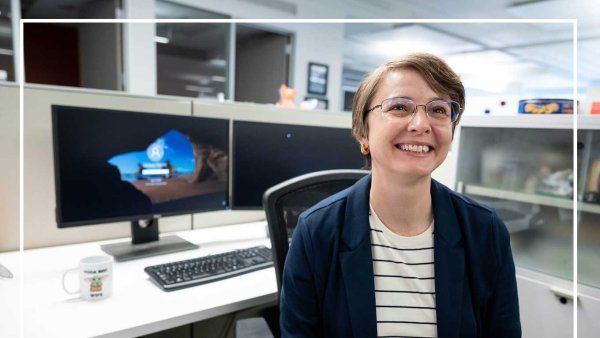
[{"left": 144, "top": 245, "right": 273, "bottom": 291}]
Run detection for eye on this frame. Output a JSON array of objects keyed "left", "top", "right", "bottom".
[
  {"left": 431, "top": 105, "right": 449, "bottom": 115},
  {"left": 390, "top": 104, "right": 408, "bottom": 111}
]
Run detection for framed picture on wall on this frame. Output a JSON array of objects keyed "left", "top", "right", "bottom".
[{"left": 307, "top": 62, "right": 328, "bottom": 96}]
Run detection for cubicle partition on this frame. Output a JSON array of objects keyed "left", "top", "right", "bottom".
[{"left": 0, "top": 84, "right": 20, "bottom": 252}]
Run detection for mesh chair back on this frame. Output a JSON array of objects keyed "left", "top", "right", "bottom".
[{"left": 263, "top": 169, "right": 369, "bottom": 293}]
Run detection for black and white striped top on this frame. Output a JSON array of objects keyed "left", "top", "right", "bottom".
[{"left": 370, "top": 206, "right": 437, "bottom": 338}]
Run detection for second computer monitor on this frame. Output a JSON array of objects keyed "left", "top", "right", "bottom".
[{"left": 233, "top": 121, "right": 365, "bottom": 208}]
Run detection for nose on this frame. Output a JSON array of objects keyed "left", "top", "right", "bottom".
[{"left": 408, "top": 105, "right": 432, "bottom": 134}]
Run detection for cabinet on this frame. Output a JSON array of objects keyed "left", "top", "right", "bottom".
[
  {"left": 453, "top": 115, "right": 574, "bottom": 337},
  {"left": 577, "top": 115, "right": 600, "bottom": 338}
]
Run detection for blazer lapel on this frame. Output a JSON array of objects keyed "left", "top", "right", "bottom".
[
  {"left": 340, "top": 175, "right": 377, "bottom": 338},
  {"left": 431, "top": 180, "right": 465, "bottom": 338}
]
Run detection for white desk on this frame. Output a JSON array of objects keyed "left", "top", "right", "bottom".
[
  {"left": 21, "top": 222, "right": 278, "bottom": 338},
  {"left": 0, "top": 251, "right": 21, "bottom": 338}
]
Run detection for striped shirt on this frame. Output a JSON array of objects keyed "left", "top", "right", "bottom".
[{"left": 370, "top": 206, "right": 437, "bottom": 338}]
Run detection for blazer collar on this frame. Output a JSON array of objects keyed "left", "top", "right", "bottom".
[
  {"left": 341, "top": 173, "right": 372, "bottom": 250},
  {"left": 431, "top": 178, "right": 465, "bottom": 338},
  {"left": 341, "top": 174, "right": 463, "bottom": 249}
]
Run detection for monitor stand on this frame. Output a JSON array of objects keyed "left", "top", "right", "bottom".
[{"left": 100, "top": 218, "right": 199, "bottom": 262}]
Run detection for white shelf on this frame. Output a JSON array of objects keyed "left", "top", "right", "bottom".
[
  {"left": 578, "top": 115, "right": 600, "bottom": 130},
  {"left": 464, "top": 185, "right": 573, "bottom": 209},
  {"left": 579, "top": 202, "right": 600, "bottom": 214},
  {"left": 459, "top": 114, "right": 573, "bottom": 130}
]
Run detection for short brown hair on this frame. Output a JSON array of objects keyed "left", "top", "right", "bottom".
[{"left": 351, "top": 53, "right": 465, "bottom": 166}]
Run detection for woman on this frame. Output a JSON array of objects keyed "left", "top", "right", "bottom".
[{"left": 280, "top": 53, "right": 521, "bottom": 338}]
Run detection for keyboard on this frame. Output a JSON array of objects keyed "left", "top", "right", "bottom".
[{"left": 144, "top": 245, "right": 273, "bottom": 291}]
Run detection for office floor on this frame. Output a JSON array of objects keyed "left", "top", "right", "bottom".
[{"left": 142, "top": 304, "right": 278, "bottom": 338}]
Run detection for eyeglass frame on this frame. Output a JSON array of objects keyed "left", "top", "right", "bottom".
[{"left": 366, "top": 97, "right": 463, "bottom": 124}]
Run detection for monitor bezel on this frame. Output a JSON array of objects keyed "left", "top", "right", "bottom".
[{"left": 52, "top": 104, "right": 230, "bottom": 228}]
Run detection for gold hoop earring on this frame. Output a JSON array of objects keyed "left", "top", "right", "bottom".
[{"left": 360, "top": 143, "right": 370, "bottom": 155}]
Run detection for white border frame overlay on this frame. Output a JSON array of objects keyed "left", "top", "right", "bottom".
[{"left": 18, "top": 18, "right": 578, "bottom": 338}]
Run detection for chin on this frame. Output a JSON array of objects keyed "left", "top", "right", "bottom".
[{"left": 388, "top": 165, "right": 434, "bottom": 180}]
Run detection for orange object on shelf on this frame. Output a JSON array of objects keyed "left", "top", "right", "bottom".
[{"left": 591, "top": 102, "right": 600, "bottom": 115}]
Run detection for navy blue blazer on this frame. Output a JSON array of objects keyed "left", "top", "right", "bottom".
[{"left": 280, "top": 175, "right": 521, "bottom": 338}]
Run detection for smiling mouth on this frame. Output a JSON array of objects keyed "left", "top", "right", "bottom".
[{"left": 395, "top": 144, "right": 434, "bottom": 153}]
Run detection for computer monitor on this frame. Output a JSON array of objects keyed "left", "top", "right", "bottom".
[
  {"left": 52, "top": 105, "right": 229, "bottom": 261},
  {"left": 232, "top": 121, "right": 365, "bottom": 209}
]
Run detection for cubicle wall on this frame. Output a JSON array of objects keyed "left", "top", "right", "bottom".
[{"left": 0, "top": 84, "right": 20, "bottom": 252}]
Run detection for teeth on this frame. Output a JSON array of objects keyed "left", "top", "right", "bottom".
[{"left": 399, "top": 144, "right": 430, "bottom": 153}]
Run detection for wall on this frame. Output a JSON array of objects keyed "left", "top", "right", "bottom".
[
  {"left": 79, "top": 0, "right": 121, "bottom": 90},
  {"left": 23, "top": 85, "right": 354, "bottom": 248},
  {"left": 235, "top": 32, "right": 288, "bottom": 104},
  {"left": 0, "top": 84, "right": 19, "bottom": 252},
  {"left": 122, "top": 1, "right": 157, "bottom": 95}
]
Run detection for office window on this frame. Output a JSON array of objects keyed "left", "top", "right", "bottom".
[
  {"left": 0, "top": 0, "right": 14, "bottom": 82},
  {"left": 21, "top": 0, "right": 123, "bottom": 90},
  {"left": 156, "top": 1, "right": 230, "bottom": 99}
]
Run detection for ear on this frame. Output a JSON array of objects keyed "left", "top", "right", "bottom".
[
  {"left": 359, "top": 123, "right": 369, "bottom": 145},
  {"left": 359, "top": 134, "right": 368, "bottom": 146}
]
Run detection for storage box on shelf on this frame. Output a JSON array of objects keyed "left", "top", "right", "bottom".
[{"left": 453, "top": 114, "right": 574, "bottom": 338}]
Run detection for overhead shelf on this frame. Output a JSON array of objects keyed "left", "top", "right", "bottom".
[
  {"left": 464, "top": 185, "right": 573, "bottom": 209},
  {"left": 578, "top": 115, "right": 600, "bottom": 130},
  {"left": 579, "top": 202, "right": 600, "bottom": 214}
]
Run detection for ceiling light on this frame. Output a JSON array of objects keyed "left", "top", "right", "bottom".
[
  {"left": 154, "top": 36, "right": 170, "bottom": 44},
  {"left": 211, "top": 75, "right": 226, "bottom": 82},
  {"left": 184, "top": 85, "right": 213, "bottom": 93},
  {"left": 208, "top": 59, "right": 227, "bottom": 67}
]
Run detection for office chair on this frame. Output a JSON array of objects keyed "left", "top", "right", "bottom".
[
  {"left": 235, "top": 169, "right": 369, "bottom": 338},
  {"left": 263, "top": 169, "right": 370, "bottom": 292}
]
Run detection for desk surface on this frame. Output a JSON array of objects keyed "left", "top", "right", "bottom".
[
  {"left": 19, "top": 222, "right": 277, "bottom": 338},
  {"left": 0, "top": 251, "right": 21, "bottom": 338}
]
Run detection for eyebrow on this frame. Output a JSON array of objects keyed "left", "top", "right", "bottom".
[{"left": 387, "top": 96, "right": 446, "bottom": 102}]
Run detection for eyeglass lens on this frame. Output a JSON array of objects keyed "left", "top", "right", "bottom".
[{"left": 381, "top": 97, "right": 458, "bottom": 122}]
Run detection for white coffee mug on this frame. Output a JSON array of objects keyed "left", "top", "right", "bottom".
[{"left": 62, "top": 256, "right": 113, "bottom": 301}]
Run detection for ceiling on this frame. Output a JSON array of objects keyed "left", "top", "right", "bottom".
[
  {"left": 340, "top": 0, "right": 599, "bottom": 96},
  {"left": 342, "top": 22, "right": 583, "bottom": 96}
]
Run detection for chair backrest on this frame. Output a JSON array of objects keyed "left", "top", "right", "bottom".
[{"left": 262, "top": 169, "right": 370, "bottom": 293}]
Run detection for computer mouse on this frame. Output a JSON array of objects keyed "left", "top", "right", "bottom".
[{"left": 0, "top": 263, "right": 13, "bottom": 279}]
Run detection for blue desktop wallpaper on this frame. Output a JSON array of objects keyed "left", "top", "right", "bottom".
[{"left": 108, "top": 130, "right": 195, "bottom": 182}]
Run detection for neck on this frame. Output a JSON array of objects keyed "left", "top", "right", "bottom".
[{"left": 369, "top": 167, "right": 434, "bottom": 237}]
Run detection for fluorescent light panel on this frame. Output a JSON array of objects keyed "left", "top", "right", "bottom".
[{"left": 154, "top": 36, "right": 170, "bottom": 44}]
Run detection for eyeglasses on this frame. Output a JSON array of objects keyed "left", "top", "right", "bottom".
[{"left": 366, "top": 97, "right": 462, "bottom": 125}]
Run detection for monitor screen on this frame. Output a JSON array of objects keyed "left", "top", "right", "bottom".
[
  {"left": 52, "top": 105, "right": 229, "bottom": 227},
  {"left": 232, "top": 121, "right": 365, "bottom": 208}
]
